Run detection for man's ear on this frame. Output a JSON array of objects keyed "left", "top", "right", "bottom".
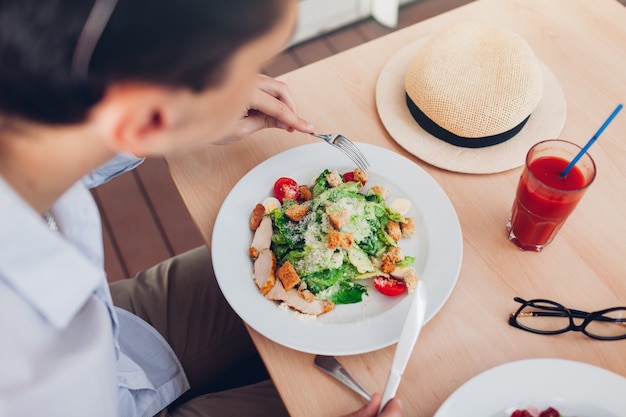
[{"left": 90, "top": 83, "right": 174, "bottom": 156}]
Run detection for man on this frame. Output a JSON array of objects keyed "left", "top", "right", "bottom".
[{"left": 0, "top": 1, "right": 403, "bottom": 416}]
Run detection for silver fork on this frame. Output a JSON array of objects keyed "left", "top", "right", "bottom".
[
  {"left": 314, "top": 355, "right": 372, "bottom": 401},
  {"left": 311, "top": 133, "right": 370, "bottom": 172}
]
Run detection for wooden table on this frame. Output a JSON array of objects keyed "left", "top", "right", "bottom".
[{"left": 167, "top": 0, "right": 626, "bottom": 415}]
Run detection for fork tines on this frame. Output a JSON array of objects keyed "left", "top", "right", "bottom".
[
  {"left": 334, "top": 135, "right": 370, "bottom": 172},
  {"left": 312, "top": 133, "right": 370, "bottom": 172}
]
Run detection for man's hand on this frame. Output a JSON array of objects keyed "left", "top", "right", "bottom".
[
  {"left": 228, "top": 74, "right": 314, "bottom": 141},
  {"left": 340, "top": 394, "right": 403, "bottom": 417}
]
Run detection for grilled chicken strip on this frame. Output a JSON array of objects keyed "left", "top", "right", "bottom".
[
  {"left": 249, "top": 216, "right": 273, "bottom": 259},
  {"left": 253, "top": 248, "right": 276, "bottom": 296},
  {"left": 265, "top": 278, "right": 335, "bottom": 316}
]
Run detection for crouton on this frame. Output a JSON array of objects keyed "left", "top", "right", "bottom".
[
  {"left": 386, "top": 220, "right": 402, "bottom": 242},
  {"left": 285, "top": 204, "right": 309, "bottom": 221},
  {"left": 381, "top": 246, "right": 404, "bottom": 273},
  {"left": 325, "top": 170, "right": 343, "bottom": 187},
  {"left": 386, "top": 246, "right": 404, "bottom": 263},
  {"left": 400, "top": 217, "right": 415, "bottom": 238},
  {"left": 249, "top": 203, "right": 265, "bottom": 230},
  {"left": 327, "top": 230, "right": 341, "bottom": 249},
  {"left": 341, "top": 232, "right": 355, "bottom": 249},
  {"left": 380, "top": 262, "right": 395, "bottom": 274},
  {"left": 341, "top": 232, "right": 354, "bottom": 249},
  {"left": 370, "top": 185, "right": 389, "bottom": 199},
  {"left": 327, "top": 229, "right": 354, "bottom": 249},
  {"left": 353, "top": 167, "right": 368, "bottom": 184},
  {"left": 276, "top": 260, "right": 301, "bottom": 290},
  {"left": 298, "top": 185, "right": 312, "bottom": 201},
  {"left": 328, "top": 209, "right": 349, "bottom": 230}
]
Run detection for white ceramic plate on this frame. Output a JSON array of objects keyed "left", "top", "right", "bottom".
[
  {"left": 212, "top": 142, "right": 462, "bottom": 355},
  {"left": 434, "top": 358, "right": 626, "bottom": 417}
]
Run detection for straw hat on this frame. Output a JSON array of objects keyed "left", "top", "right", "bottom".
[{"left": 376, "top": 22, "right": 567, "bottom": 174}]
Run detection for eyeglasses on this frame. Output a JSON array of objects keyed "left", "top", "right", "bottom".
[
  {"left": 508, "top": 297, "right": 626, "bottom": 340},
  {"left": 71, "top": 0, "right": 119, "bottom": 81}
]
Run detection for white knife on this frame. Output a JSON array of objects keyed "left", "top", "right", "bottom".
[{"left": 379, "top": 280, "right": 427, "bottom": 414}]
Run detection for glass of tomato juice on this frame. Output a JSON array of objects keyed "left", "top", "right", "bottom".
[{"left": 506, "top": 139, "right": 596, "bottom": 251}]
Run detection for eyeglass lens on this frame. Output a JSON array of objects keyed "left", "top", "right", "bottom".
[
  {"left": 516, "top": 301, "right": 570, "bottom": 333},
  {"left": 586, "top": 309, "right": 626, "bottom": 339}
]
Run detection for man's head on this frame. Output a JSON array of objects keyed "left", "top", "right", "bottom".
[{"left": 0, "top": 0, "right": 295, "bottom": 126}]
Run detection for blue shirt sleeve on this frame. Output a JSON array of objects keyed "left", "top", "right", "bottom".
[{"left": 82, "top": 153, "right": 145, "bottom": 189}]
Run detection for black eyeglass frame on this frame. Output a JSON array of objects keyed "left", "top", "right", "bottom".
[{"left": 508, "top": 297, "right": 626, "bottom": 341}]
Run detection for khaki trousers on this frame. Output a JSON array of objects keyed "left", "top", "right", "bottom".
[{"left": 109, "top": 246, "right": 290, "bottom": 417}]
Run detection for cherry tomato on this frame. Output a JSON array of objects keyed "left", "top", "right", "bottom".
[
  {"left": 539, "top": 408, "right": 560, "bottom": 417},
  {"left": 342, "top": 172, "right": 355, "bottom": 182},
  {"left": 273, "top": 177, "right": 300, "bottom": 203},
  {"left": 373, "top": 276, "right": 406, "bottom": 296},
  {"left": 342, "top": 171, "right": 366, "bottom": 185}
]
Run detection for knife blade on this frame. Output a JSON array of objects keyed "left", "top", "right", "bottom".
[{"left": 379, "top": 280, "right": 427, "bottom": 414}]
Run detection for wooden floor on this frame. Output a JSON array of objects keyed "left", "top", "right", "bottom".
[{"left": 97, "top": 0, "right": 624, "bottom": 282}]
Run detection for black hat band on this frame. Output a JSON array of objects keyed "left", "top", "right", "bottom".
[{"left": 405, "top": 93, "right": 531, "bottom": 148}]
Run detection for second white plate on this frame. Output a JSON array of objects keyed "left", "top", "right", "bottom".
[{"left": 434, "top": 358, "right": 626, "bottom": 417}]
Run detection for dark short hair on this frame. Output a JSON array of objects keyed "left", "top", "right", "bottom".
[{"left": 0, "top": 0, "right": 289, "bottom": 125}]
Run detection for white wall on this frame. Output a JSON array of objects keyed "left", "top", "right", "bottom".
[{"left": 291, "top": 0, "right": 417, "bottom": 46}]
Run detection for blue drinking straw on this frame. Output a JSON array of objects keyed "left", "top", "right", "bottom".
[{"left": 561, "top": 103, "right": 623, "bottom": 177}]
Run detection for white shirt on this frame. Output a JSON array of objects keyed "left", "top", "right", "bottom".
[{"left": 0, "top": 154, "right": 189, "bottom": 417}]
